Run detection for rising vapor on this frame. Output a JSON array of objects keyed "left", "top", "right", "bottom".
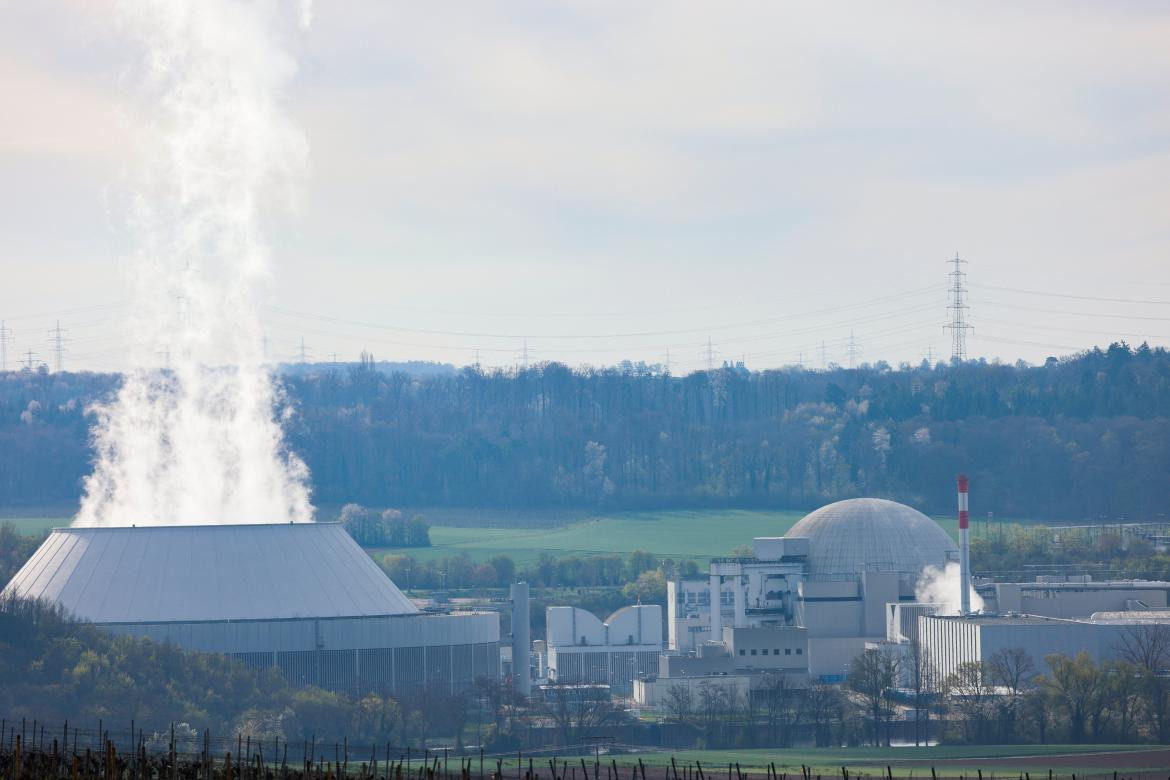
[
  {"left": 75, "top": 0, "right": 313, "bottom": 526},
  {"left": 916, "top": 562, "right": 984, "bottom": 615}
]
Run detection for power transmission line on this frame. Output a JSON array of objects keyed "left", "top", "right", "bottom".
[
  {"left": 259, "top": 286, "right": 941, "bottom": 341},
  {"left": 971, "top": 283, "right": 1170, "bottom": 306},
  {"left": 0, "top": 320, "right": 11, "bottom": 372},
  {"left": 846, "top": 330, "right": 860, "bottom": 368},
  {"left": 945, "top": 253, "right": 973, "bottom": 363},
  {"left": 49, "top": 320, "right": 67, "bottom": 372}
]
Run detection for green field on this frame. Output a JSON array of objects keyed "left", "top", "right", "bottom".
[
  {"left": 373, "top": 509, "right": 964, "bottom": 566},
  {"left": 587, "top": 745, "right": 1164, "bottom": 776},
  {"left": 371, "top": 509, "right": 808, "bottom": 565},
  {"left": 0, "top": 506, "right": 75, "bottom": 537}
]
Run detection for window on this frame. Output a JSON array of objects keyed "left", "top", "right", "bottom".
[
  {"left": 796, "top": 648, "right": 803, "bottom": 655},
  {"left": 739, "top": 649, "right": 746, "bottom": 656},
  {"left": 750, "top": 649, "right": 757, "bottom": 656},
  {"left": 761, "top": 649, "right": 769, "bottom": 656},
  {"left": 785, "top": 648, "right": 791, "bottom": 655},
  {"left": 774, "top": 649, "right": 781, "bottom": 655}
]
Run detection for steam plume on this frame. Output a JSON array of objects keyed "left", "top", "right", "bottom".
[
  {"left": 75, "top": 1, "right": 313, "bottom": 527},
  {"left": 916, "top": 562, "right": 984, "bottom": 615}
]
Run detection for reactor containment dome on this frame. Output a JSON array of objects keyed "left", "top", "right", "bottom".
[
  {"left": 787, "top": 497, "right": 957, "bottom": 577},
  {"left": 2, "top": 523, "right": 499, "bottom": 695}
]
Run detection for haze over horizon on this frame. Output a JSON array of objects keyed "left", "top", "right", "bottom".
[{"left": 2, "top": 2, "right": 1170, "bottom": 373}]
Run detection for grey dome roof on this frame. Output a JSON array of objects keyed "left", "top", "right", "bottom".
[
  {"left": 2, "top": 522, "right": 418, "bottom": 624},
  {"left": 787, "top": 498, "right": 957, "bottom": 577}
]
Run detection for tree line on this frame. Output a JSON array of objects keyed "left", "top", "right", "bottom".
[
  {"left": 1, "top": 342, "right": 1169, "bottom": 519},
  {"left": 337, "top": 505, "right": 431, "bottom": 548}
]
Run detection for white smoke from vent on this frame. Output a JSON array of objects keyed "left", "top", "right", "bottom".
[
  {"left": 916, "top": 562, "right": 984, "bottom": 615},
  {"left": 75, "top": 1, "right": 313, "bottom": 527}
]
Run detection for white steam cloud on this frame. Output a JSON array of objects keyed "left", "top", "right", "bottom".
[
  {"left": 916, "top": 562, "right": 984, "bottom": 615},
  {"left": 74, "top": 1, "right": 313, "bottom": 527}
]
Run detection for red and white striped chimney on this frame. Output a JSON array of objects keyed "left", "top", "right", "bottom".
[{"left": 957, "top": 474, "right": 971, "bottom": 615}]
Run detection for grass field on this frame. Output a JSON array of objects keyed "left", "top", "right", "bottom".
[
  {"left": 372, "top": 509, "right": 965, "bottom": 566},
  {"left": 0, "top": 505, "right": 75, "bottom": 537},
  {"left": 371, "top": 509, "right": 809, "bottom": 566},
  {"left": 601, "top": 744, "right": 1165, "bottom": 775},
  {"left": 483, "top": 745, "right": 1166, "bottom": 777}
]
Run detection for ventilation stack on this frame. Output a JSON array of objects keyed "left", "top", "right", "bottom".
[
  {"left": 510, "top": 582, "right": 531, "bottom": 696},
  {"left": 958, "top": 474, "right": 971, "bottom": 615}
]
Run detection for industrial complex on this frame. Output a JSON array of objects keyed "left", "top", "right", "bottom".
[{"left": 6, "top": 476, "right": 1170, "bottom": 708}]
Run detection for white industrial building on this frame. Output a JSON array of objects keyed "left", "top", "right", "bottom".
[
  {"left": 3, "top": 523, "right": 500, "bottom": 695},
  {"left": 916, "top": 611, "right": 1170, "bottom": 681},
  {"left": 667, "top": 498, "right": 961, "bottom": 679},
  {"left": 982, "top": 577, "right": 1170, "bottom": 617},
  {"left": 633, "top": 673, "right": 751, "bottom": 708},
  {"left": 545, "top": 604, "right": 661, "bottom": 690}
]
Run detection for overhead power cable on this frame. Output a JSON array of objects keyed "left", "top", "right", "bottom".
[
  {"left": 260, "top": 285, "right": 942, "bottom": 341},
  {"left": 972, "top": 283, "right": 1170, "bottom": 306}
]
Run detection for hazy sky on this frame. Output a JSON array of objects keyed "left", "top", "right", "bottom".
[{"left": 2, "top": 1, "right": 1169, "bottom": 373}]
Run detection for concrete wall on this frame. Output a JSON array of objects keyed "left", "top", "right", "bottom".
[
  {"left": 634, "top": 675, "right": 751, "bottom": 708},
  {"left": 723, "top": 625, "right": 807, "bottom": 672},
  {"left": 797, "top": 580, "right": 863, "bottom": 638},
  {"left": 807, "top": 636, "right": 871, "bottom": 680}
]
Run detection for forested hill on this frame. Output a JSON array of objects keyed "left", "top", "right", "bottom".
[{"left": 1, "top": 342, "right": 1168, "bottom": 521}]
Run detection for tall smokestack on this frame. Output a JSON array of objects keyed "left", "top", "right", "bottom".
[
  {"left": 510, "top": 582, "right": 531, "bottom": 696},
  {"left": 958, "top": 474, "right": 971, "bottom": 615}
]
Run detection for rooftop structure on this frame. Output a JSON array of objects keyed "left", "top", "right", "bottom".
[
  {"left": 4, "top": 522, "right": 418, "bottom": 622},
  {"left": 546, "top": 604, "right": 661, "bottom": 691}
]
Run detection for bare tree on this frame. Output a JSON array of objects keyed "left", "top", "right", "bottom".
[
  {"left": 760, "top": 673, "right": 801, "bottom": 747},
  {"left": 538, "top": 682, "right": 626, "bottom": 747},
  {"left": 1117, "top": 623, "right": 1170, "bottom": 742},
  {"left": 848, "top": 648, "right": 901, "bottom": 746},
  {"left": 695, "top": 681, "right": 739, "bottom": 748},
  {"left": 661, "top": 683, "right": 694, "bottom": 726},
  {"left": 945, "top": 661, "right": 996, "bottom": 744},
  {"left": 907, "top": 638, "right": 939, "bottom": 746},
  {"left": 801, "top": 682, "right": 841, "bottom": 748},
  {"left": 987, "top": 647, "right": 1036, "bottom": 743}
]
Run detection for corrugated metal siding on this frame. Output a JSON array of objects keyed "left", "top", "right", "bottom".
[
  {"left": 3, "top": 523, "right": 418, "bottom": 622},
  {"left": 102, "top": 613, "right": 500, "bottom": 695}
]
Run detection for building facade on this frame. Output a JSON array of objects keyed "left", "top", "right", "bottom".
[{"left": 545, "top": 604, "right": 661, "bottom": 690}]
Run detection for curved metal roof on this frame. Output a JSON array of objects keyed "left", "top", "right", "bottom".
[
  {"left": 787, "top": 498, "right": 957, "bottom": 577},
  {"left": 2, "top": 522, "right": 419, "bottom": 624}
]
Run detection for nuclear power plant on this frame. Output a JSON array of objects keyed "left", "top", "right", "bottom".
[
  {"left": 2, "top": 522, "right": 499, "bottom": 696},
  {"left": 646, "top": 476, "right": 1170, "bottom": 705},
  {"left": 6, "top": 476, "right": 1170, "bottom": 704}
]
